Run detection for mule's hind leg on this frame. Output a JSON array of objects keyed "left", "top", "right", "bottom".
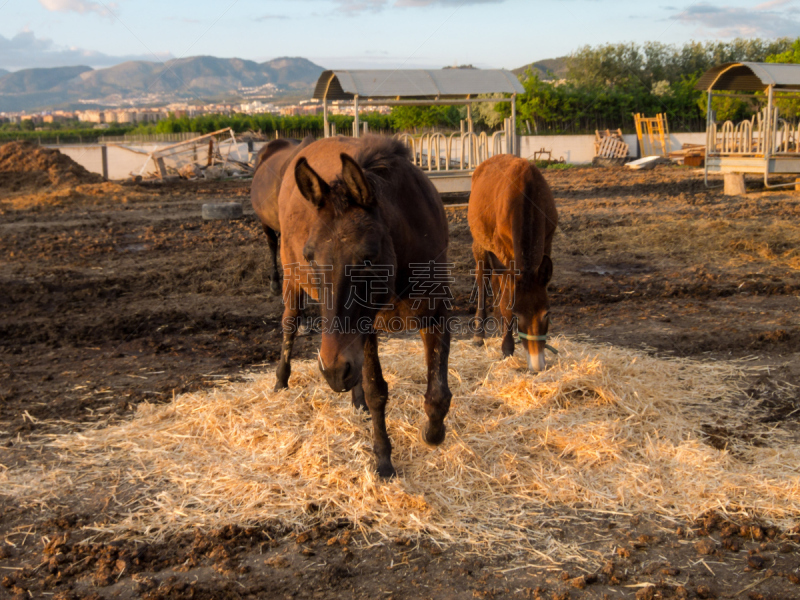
[
  {"left": 262, "top": 224, "right": 281, "bottom": 296},
  {"left": 274, "top": 287, "right": 301, "bottom": 391},
  {"left": 362, "top": 333, "right": 395, "bottom": 478},
  {"left": 471, "top": 244, "right": 490, "bottom": 346},
  {"left": 419, "top": 320, "right": 453, "bottom": 447}
]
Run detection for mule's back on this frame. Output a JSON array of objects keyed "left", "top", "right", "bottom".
[
  {"left": 468, "top": 154, "right": 557, "bottom": 273},
  {"left": 251, "top": 137, "right": 314, "bottom": 232},
  {"left": 279, "top": 135, "right": 448, "bottom": 289}
]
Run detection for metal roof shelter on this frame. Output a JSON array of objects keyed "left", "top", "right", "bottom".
[
  {"left": 313, "top": 69, "right": 524, "bottom": 101},
  {"left": 312, "top": 69, "right": 525, "bottom": 193},
  {"left": 695, "top": 62, "right": 800, "bottom": 189},
  {"left": 696, "top": 62, "right": 800, "bottom": 92}
]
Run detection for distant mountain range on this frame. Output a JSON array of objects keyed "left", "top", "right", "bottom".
[
  {"left": 0, "top": 56, "right": 325, "bottom": 112},
  {"left": 512, "top": 57, "right": 567, "bottom": 80},
  {"left": 0, "top": 56, "right": 569, "bottom": 113}
]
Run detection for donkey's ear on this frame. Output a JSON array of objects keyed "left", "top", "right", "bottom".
[
  {"left": 537, "top": 255, "right": 553, "bottom": 285},
  {"left": 295, "top": 157, "right": 329, "bottom": 208},
  {"left": 340, "top": 153, "right": 373, "bottom": 207}
]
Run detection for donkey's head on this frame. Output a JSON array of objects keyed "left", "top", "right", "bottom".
[
  {"left": 295, "top": 153, "right": 397, "bottom": 393},
  {"left": 513, "top": 256, "right": 553, "bottom": 373}
]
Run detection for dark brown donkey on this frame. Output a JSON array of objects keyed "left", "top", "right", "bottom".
[
  {"left": 275, "top": 135, "right": 453, "bottom": 478},
  {"left": 250, "top": 136, "right": 315, "bottom": 295},
  {"left": 468, "top": 154, "right": 558, "bottom": 372}
]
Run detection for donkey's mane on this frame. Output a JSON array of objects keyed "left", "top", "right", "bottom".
[
  {"left": 355, "top": 135, "right": 411, "bottom": 177},
  {"left": 327, "top": 136, "right": 412, "bottom": 214},
  {"left": 355, "top": 135, "right": 412, "bottom": 202}
]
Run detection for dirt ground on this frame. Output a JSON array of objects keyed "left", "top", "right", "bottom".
[{"left": 2, "top": 161, "right": 800, "bottom": 599}]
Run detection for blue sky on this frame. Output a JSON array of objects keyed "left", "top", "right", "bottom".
[{"left": 0, "top": 0, "right": 799, "bottom": 71}]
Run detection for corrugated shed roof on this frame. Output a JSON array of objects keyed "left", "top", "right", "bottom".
[
  {"left": 313, "top": 69, "right": 524, "bottom": 100},
  {"left": 696, "top": 62, "right": 800, "bottom": 91}
]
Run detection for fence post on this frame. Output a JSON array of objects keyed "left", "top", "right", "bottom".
[{"left": 101, "top": 145, "right": 108, "bottom": 180}]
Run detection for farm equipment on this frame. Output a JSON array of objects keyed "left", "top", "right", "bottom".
[
  {"left": 136, "top": 128, "right": 254, "bottom": 182},
  {"left": 532, "top": 147, "right": 566, "bottom": 166}
]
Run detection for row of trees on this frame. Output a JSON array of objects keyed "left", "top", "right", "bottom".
[
  {"left": 136, "top": 112, "right": 395, "bottom": 136},
  {"left": 383, "top": 38, "right": 800, "bottom": 135},
  {"left": 513, "top": 38, "right": 800, "bottom": 134}
]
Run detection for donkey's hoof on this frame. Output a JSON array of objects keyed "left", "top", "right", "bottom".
[
  {"left": 269, "top": 280, "right": 281, "bottom": 296},
  {"left": 471, "top": 336, "right": 485, "bottom": 347},
  {"left": 420, "top": 421, "right": 446, "bottom": 447},
  {"left": 377, "top": 463, "right": 397, "bottom": 479},
  {"left": 351, "top": 393, "right": 368, "bottom": 412},
  {"left": 273, "top": 380, "right": 289, "bottom": 392}
]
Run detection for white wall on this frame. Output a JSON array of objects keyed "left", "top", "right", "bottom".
[
  {"left": 52, "top": 133, "right": 710, "bottom": 177},
  {"left": 518, "top": 132, "right": 707, "bottom": 164},
  {"left": 55, "top": 145, "right": 105, "bottom": 175},
  {"left": 51, "top": 141, "right": 250, "bottom": 180},
  {"left": 519, "top": 134, "right": 639, "bottom": 164},
  {"left": 671, "top": 132, "right": 706, "bottom": 149},
  {"left": 107, "top": 145, "right": 150, "bottom": 179}
]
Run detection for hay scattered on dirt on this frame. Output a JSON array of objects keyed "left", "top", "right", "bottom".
[
  {"left": 0, "top": 141, "right": 104, "bottom": 190},
  {"left": 563, "top": 218, "right": 800, "bottom": 272},
  {"left": 5, "top": 337, "right": 800, "bottom": 557}
]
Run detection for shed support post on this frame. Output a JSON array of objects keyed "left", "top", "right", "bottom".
[
  {"left": 704, "top": 91, "right": 714, "bottom": 188},
  {"left": 101, "top": 144, "right": 108, "bottom": 180},
  {"left": 353, "top": 95, "right": 360, "bottom": 138},
  {"left": 323, "top": 100, "right": 329, "bottom": 138},
  {"left": 764, "top": 85, "right": 773, "bottom": 188},
  {"left": 511, "top": 93, "right": 517, "bottom": 156}
]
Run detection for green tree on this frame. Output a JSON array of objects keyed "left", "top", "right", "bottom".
[
  {"left": 389, "top": 105, "right": 463, "bottom": 131},
  {"left": 766, "top": 38, "right": 800, "bottom": 118}
]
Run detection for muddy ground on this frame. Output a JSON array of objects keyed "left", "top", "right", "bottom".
[{"left": 2, "top": 165, "right": 800, "bottom": 599}]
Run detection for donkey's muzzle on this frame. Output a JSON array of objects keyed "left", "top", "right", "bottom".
[{"left": 319, "top": 357, "right": 361, "bottom": 393}]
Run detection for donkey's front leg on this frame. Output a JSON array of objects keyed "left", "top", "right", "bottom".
[
  {"left": 350, "top": 381, "right": 368, "bottom": 412},
  {"left": 362, "top": 333, "right": 395, "bottom": 478},
  {"left": 274, "top": 287, "right": 302, "bottom": 391},
  {"left": 420, "top": 323, "right": 452, "bottom": 447},
  {"left": 496, "top": 270, "right": 516, "bottom": 358}
]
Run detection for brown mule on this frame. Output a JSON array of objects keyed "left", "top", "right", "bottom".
[
  {"left": 250, "top": 136, "right": 315, "bottom": 295},
  {"left": 275, "top": 135, "right": 453, "bottom": 478},
  {"left": 468, "top": 154, "right": 558, "bottom": 372}
]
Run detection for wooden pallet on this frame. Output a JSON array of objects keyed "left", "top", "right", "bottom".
[{"left": 596, "top": 135, "right": 629, "bottom": 159}]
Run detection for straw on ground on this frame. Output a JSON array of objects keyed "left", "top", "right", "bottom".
[{"left": 4, "top": 336, "right": 800, "bottom": 560}]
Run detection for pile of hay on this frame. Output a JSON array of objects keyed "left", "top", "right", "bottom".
[
  {"left": 0, "top": 141, "right": 104, "bottom": 191},
  {"left": 6, "top": 337, "right": 800, "bottom": 557}
]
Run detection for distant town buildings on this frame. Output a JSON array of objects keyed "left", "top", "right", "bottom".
[{"left": 0, "top": 98, "right": 393, "bottom": 128}]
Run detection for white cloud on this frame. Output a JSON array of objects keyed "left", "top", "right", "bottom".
[
  {"left": 754, "top": 0, "right": 794, "bottom": 9},
  {"left": 670, "top": 2, "right": 800, "bottom": 37},
  {"left": 330, "top": 0, "right": 388, "bottom": 11},
  {"left": 0, "top": 30, "right": 169, "bottom": 71},
  {"left": 330, "top": 0, "right": 505, "bottom": 12},
  {"left": 38, "top": 0, "right": 116, "bottom": 17},
  {"left": 396, "top": 0, "right": 503, "bottom": 5}
]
